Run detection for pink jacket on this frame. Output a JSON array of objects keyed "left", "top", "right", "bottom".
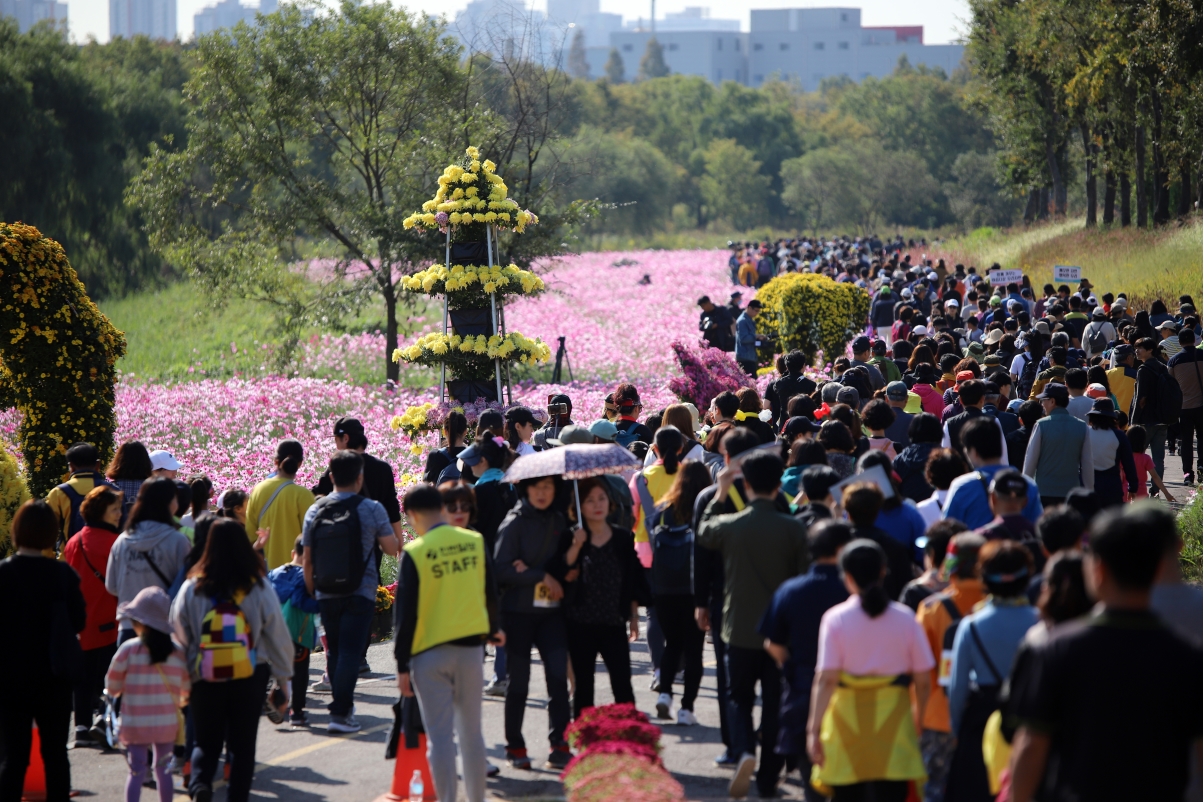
[
  {"left": 106, "top": 639, "right": 190, "bottom": 746},
  {"left": 912, "top": 383, "right": 945, "bottom": 418}
]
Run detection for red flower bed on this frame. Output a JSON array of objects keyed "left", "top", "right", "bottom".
[{"left": 562, "top": 703, "right": 684, "bottom": 802}]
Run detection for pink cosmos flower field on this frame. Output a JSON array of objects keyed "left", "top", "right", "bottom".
[{"left": 2, "top": 250, "right": 751, "bottom": 499}]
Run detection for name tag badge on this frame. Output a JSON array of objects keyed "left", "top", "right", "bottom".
[
  {"left": 533, "top": 582, "right": 560, "bottom": 609},
  {"left": 938, "top": 649, "right": 954, "bottom": 687}
]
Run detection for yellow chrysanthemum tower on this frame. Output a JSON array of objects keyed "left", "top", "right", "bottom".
[{"left": 393, "top": 146, "right": 547, "bottom": 404}]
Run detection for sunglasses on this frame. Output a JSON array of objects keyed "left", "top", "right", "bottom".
[{"left": 444, "top": 502, "right": 473, "bottom": 513}]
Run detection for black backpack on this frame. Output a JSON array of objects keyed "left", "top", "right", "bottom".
[
  {"left": 55, "top": 483, "right": 88, "bottom": 542},
  {"left": 647, "top": 507, "right": 694, "bottom": 597},
  {"left": 1152, "top": 363, "right": 1184, "bottom": 425},
  {"left": 776, "top": 374, "right": 817, "bottom": 419},
  {"left": 1017, "top": 353, "right": 1039, "bottom": 400},
  {"left": 309, "top": 496, "right": 366, "bottom": 595},
  {"left": 1085, "top": 323, "right": 1109, "bottom": 355}
]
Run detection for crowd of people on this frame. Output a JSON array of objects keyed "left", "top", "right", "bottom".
[{"left": 0, "top": 252, "right": 1200, "bottom": 802}]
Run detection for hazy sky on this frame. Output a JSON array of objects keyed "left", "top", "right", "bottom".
[{"left": 69, "top": 0, "right": 969, "bottom": 47}]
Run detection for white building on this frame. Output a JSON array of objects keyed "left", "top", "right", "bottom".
[
  {"left": 193, "top": 0, "right": 261, "bottom": 36},
  {"left": 452, "top": 0, "right": 561, "bottom": 65},
  {"left": 625, "top": 6, "right": 739, "bottom": 32},
  {"left": 110, "top": 0, "right": 175, "bottom": 39},
  {"left": 0, "top": 0, "right": 66, "bottom": 32},
  {"left": 606, "top": 29, "right": 747, "bottom": 84},
  {"left": 746, "top": 7, "right": 963, "bottom": 90}
]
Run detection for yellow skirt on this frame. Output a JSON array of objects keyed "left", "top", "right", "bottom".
[{"left": 811, "top": 673, "right": 927, "bottom": 796}]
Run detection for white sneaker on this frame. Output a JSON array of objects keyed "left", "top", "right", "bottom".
[
  {"left": 327, "top": 714, "right": 361, "bottom": 734},
  {"left": 484, "top": 678, "right": 509, "bottom": 697},
  {"left": 309, "top": 679, "right": 331, "bottom": 693},
  {"left": 729, "top": 753, "right": 756, "bottom": 799},
  {"left": 655, "top": 693, "right": 672, "bottom": 720},
  {"left": 649, "top": 669, "right": 661, "bottom": 692},
  {"left": 676, "top": 708, "right": 698, "bottom": 726}
]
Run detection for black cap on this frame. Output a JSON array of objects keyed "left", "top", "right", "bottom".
[
  {"left": 747, "top": 299, "right": 763, "bottom": 309},
  {"left": 871, "top": 339, "right": 888, "bottom": 355},
  {"left": 1087, "top": 398, "right": 1116, "bottom": 419},
  {"left": 1035, "top": 383, "right": 1069, "bottom": 402},
  {"left": 65, "top": 442, "right": 99, "bottom": 467},
  {"left": 505, "top": 406, "right": 540, "bottom": 426},
  {"left": 782, "top": 416, "right": 818, "bottom": 439},
  {"left": 333, "top": 417, "right": 365, "bottom": 438},
  {"left": 1112, "top": 344, "right": 1134, "bottom": 359},
  {"left": 851, "top": 335, "right": 872, "bottom": 353},
  {"left": 989, "top": 468, "right": 1029, "bottom": 497}
]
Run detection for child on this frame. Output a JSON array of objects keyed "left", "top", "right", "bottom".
[
  {"left": 105, "top": 586, "right": 190, "bottom": 802},
  {"left": 268, "top": 535, "right": 320, "bottom": 727},
  {"left": 1124, "top": 425, "right": 1176, "bottom": 502}
]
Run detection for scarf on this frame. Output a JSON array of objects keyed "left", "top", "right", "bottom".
[{"left": 734, "top": 410, "right": 760, "bottom": 422}]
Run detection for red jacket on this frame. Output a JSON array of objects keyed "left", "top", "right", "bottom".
[
  {"left": 62, "top": 524, "right": 120, "bottom": 650},
  {"left": 912, "top": 383, "right": 946, "bottom": 418}
]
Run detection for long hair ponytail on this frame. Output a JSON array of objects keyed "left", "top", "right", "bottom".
[
  {"left": 840, "top": 539, "right": 889, "bottom": 618},
  {"left": 654, "top": 426, "right": 685, "bottom": 475}
]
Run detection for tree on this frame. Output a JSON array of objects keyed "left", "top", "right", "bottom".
[
  {"left": 945, "top": 150, "right": 1022, "bottom": 228},
  {"left": 561, "top": 127, "right": 680, "bottom": 235},
  {"left": 567, "top": 28, "right": 588, "bottom": 79},
  {"left": 130, "top": 2, "right": 463, "bottom": 382},
  {"left": 604, "top": 48, "right": 625, "bottom": 83},
  {"left": 780, "top": 147, "right": 860, "bottom": 234},
  {"left": 638, "top": 38, "right": 669, "bottom": 81},
  {"left": 699, "top": 139, "right": 769, "bottom": 230}
]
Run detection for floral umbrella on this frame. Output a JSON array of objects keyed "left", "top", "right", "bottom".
[{"left": 503, "top": 444, "right": 641, "bottom": 522}]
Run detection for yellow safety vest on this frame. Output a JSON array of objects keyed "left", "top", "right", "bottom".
[
  {"left": 403, "top": 525, "right": 490, "bottom": 656},
  {"left": 811, "top": 673, "right": 927, "bottom": 796}
]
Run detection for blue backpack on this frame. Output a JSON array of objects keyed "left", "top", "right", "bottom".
[{"left": 647, "top": 507, "right": 694, "bottom": 597}]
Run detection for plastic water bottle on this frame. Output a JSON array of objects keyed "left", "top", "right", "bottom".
[{"left": 408, "top": 769, "right": 423, "bottom": 802}]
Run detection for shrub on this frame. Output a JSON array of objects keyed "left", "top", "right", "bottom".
[
  {"left": 755, "top": 272, "right": 871, "bottom": 365},
  {"left": 667, "top": 340, "right": 753, "bottom": 411},
  {"left": 0, "top": 223, "right": 126, "bottom": 497},
  {"left": 0, "top": 446, "right": 30, "bottom": 555},
  {"left": 562, "top": 703, "right": 684, "bottom": 802},
  {"left": 1179, "top": 489, "right": 1201, "bottom": 585}
]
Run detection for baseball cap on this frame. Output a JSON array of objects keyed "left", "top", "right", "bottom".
[
  {"left": 984, "top": 329, "right": 1004, "bottom": 346},
  {"left": 1091, "top": 308, "right": 1107, "bottom": 319},
  {"left": 901, "top": 288, "right": 914, "bottom": 298},
  {"left": 1156, "top": 320, "right": 1179, "bottom": 331},
  {"left": 989, "top": 296, "right": 1002, "bottom": 307},
  {"left": 782, "top": 417, "right": 818, "bottom": 439},
  {"left": 747, "top": 299, "right": 763, "bottom": 309},
  {"left": 1113, "top": 344, "right": 1135, "bottom": 359},
  {"left": 333, "top": 417, "right": 365, "bottom": 439},
  {"left": 927, "top": 271, "right": 939, "bottom": 280},
  {"left": 989, "top": 469, "right": 1029, "bottom": 497},
  {"left": 955, "top": 370, "right": 976, "bottom": 384},
  {"left": 1086, "top": 383, "right": 1108, "bottom": 399},
  {"left": 1036, "top": 383, "right": 1069, "bottom": 402},
  {"left": 872, "top": 339, "right": 888, "bottom": 355},
  {"left": 547, "top": 424, "right": 592, "bottom": 446},
  {"left": 458, "top": 442, "right": 486, "bottom": 466},
  {"left": 505, "top": 406, "right": 540, "bottom": 426},
  {"left": 885, "top": 381, "right": 909, "bottom": 401},
  {"left": 836, "top": 386, "right": 860, "bottom": 407},
  {"left": 1112, "top": 298, "right": 1127, "bottom": 310},
  {"left": 588, "top": 419, "right": 618, "bottom": 442},
  {"left": 730, "top": 291, "right": 743, "bottom": 300},
  {"left": 912, "top": 324, "right": 928, "bottom": 336},
  {"left": 851, "top": 335, "right": 872, "bottom": 353},
  {"left": 945, "top": 299, "right": 960, "bottom": 308},
  {"left": 149, "top": 450, "right": 182, "bottom": 471}
]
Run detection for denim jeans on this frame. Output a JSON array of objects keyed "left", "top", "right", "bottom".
[
  {"left": 318, "top": 594, "right": 375, "bottom": 717},
  {"left": 1179, "top": 409, "right": 1202, "bottom": 479},
  {"left": 1148, "top": 423, "right": 1169, "bottom": 488}
]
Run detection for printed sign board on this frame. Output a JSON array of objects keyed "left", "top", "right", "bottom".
[
  {"left": 1053, "top": 265, "right": 1082, "bottom": 282},
  {"left": 989, "top": 269, "right": 1024, "bottom": 286}
]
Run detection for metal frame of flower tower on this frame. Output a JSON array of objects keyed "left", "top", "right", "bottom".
[{"left": 438, "top": 225, "right": 513, "bottom": 406}]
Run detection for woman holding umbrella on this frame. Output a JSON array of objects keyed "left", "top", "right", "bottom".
[{"left": 554, "top": 478, "right": 649, "bottom": 719}]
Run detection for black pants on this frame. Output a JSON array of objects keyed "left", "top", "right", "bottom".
[
  {"left": 502, "top": 611, "right": 570, "bottom": 751},
  {"left": 654, "top": 595, "right": 704, "bottom": 711},
  {"left": 726, "top": 645, "right": 785, "bottom": 796},
  {"left": 291, "top": 650, "right": 310, "bottom": 717},
  {"left": 566, "top": 622, "right": 634, "bottom": 719},
  {"left": 0, "top": 678, "right": 73, "bottom": 802},
  {"left": 1180, "top": 407, "right": 1203, "bottom": 478},
  {"left": 831, "top": 780, "right": 909, "bottom": 802},
  {"left": 739, "top": 359, "right": 759, "bottom": 377},
  {"left": 712, "top": 604, "right": 731, "bottom": 750},
  {"left": 74, "top": 642, "right": 116, "bottom": 728},
  {"left": 189, "top": 663, "right": 270, "bottom": 802}
]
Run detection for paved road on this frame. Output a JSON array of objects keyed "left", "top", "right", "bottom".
[{"left": 64, "top": 453, "right": 1195, "bottom": 801}]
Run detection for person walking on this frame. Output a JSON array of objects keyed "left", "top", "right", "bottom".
[
  {"left": 1022, "top": 383, "right": 1095, "bottom": 506},
  {"left": 267, "top": 536, "right": 320, "bottom": 727},
  {"left": 246, "top": 440, "right": 314, "bottom": 570},
  {"left": 105, "top": 586, "right": 190, "bottom": 802},
  {"left": 311, "top": 417, "right": 404, "bottom": 541},
  {"left": 759, "top": 520, "right": 853, "bottom": 802},
  {"left": 170, "top": 519, "right": 293, "bottom": 802},
  {"left": 698, "top": 451, "right": 809, "bottom": 800},
  {"left": 422, "top": 410, "right": 469, "bottom": 484},
  {"left": 945, "top": 541, "right": 1037, "bottom": 802},
  {"left": 106, "top": 478, "right": 192, "bottom": 645},
  {"left": 1085, "top": 400, "right": 1139, "bottom": 505},
  {"left": 944, "top": 418, "right": 1043, "bottom": 531},
  {"left": 1130, "top": 337, "right": 1175, "bottom": 486},
  {"left": 106, "top": 441, "right": 154, "bottom": 526},
  {"left": 1167, "top": 328, "right": 1202, "bottom": 484},
  {"left": 301, "top": 450, "right": 401, "bottom": 733},
  {"left": 806, "top": 540, "right": 933, "bottom": 802},
  {"left": 735, "top": 300, "right": 763, "bottom": 376},
  {"left": 46, "top": 442, "right": 119, "bottom": 548},
  {"left": 394, "top": 484, "right": 502, "bottom": 802},
  {"left": 0, "top": 501, "right": 86, "bottom": 802},
  {"left": 647, "top": 463, "right": 711, "bottom": 725},
  {"left": 493, "top": 475, "right": 573, "bottom": 770},
  {"left": 62, "top": 486, "right": 123, "bottom": 745},
  {"left": 556, "top": 478, "right": 647, "bottom": 718}
]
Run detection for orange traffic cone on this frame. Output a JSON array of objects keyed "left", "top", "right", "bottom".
[
  {"left": 373, "top": 733, "right": 436, "bottom": 801},
  {"left": 22, "top": 724, "right": 46, "bottom": 802}
]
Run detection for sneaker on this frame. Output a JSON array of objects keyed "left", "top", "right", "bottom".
[
  {"left": 677, "top": 708, "right": 698, "bottom": 726},
  {"left": 486, "top": 761, "right": 500, "bottom": 778},
  {"left": 1185, "top": 473, "right": 1196, "bottom": 486},
  {"left": 506, "top": 748, "right": 531, "bottom": 770},
  {"left": 729, "top": 753, "right": 757, "bottom": 799},
  {"left": 328, "top": 714, "right": 362, "bottom": 734},
  {"left": 190, "top": 786, "right": 213, "bottom": 802},
  {"left": 309, "top": 679, "right": 332, "bottom": 693},
  {"left": 169, "top": 755, "right": 187, "bottom": 774},
  {"left": 484, "top": 678, "right": 509, "bottom": 697},
  {"left": 714, "top": 749, "right": 738, "bottom": 766},
  {"left": 74, "top": 726, "right": 93, "bottom": 745},
  {"left": 290, "top": 712, "right": 311, "bottom": 728},
  {"left": 649, "top": 669, "right": 661, "bottom": 692},
  {"left": 358, "top": 660, "right": 372, "bottom": 675},
  {"left": 655, "top": 693, "right": 672, "bottom": 720},
  {"left": 546, "top": 746, "right": 572, "bottom": 769},
  {"left": 88, "top": 721, "right": 107, "bottom": 746}
]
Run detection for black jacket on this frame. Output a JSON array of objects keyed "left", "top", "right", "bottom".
[
  {"left": 473, "top": 480, "right": 518, "bottom": 556},
  {"left": 312, "top": 451, "right": 402, "bottom": 524},
  {"left": 893, "top": 442, "right": 938, "bottom": 503},
  {"left": 422, "top": 446, "right": 465, "bottom": 485},
  {"left": 493, "top": 499, "right": 568, "bottom": 614},
  {"left": 850, "top": 525, "right": 915, "bottom": 602},
  {"left": 550, "top": 527, "right": 649, "bottom": 620}
]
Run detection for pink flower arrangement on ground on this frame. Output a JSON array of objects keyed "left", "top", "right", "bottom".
[
  {"left": 561, "top": 704, "right": 684, "bottom": 802},
  {"left": 667, "top": 339, "right": 753, "bottom": 411}
]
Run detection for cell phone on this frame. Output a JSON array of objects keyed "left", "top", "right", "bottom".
[{"left": 548, "top": 403, "right": 568, "bottom": 416}]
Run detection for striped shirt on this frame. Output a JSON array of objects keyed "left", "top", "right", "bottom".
[{"left": 105, "top": 639, "right": 190, "bottom": 746}]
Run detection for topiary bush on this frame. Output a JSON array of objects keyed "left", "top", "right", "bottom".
[
  {"left": 0, "top": 223, "right": 126, "bottom": 497},
  {"left": 755, "top": 272, "right": 871, "bottom": 365},
  {"left": 667, "top": 339, "right": 753, "bottom": 412},
  {"left": 0, "top": 445, "right": 30, "bottom": 555}
]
